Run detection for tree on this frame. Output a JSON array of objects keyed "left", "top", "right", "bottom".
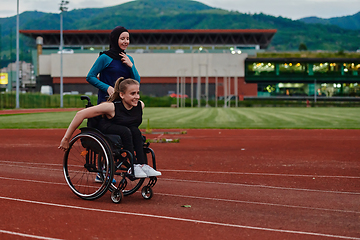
[{"left": 298, "top": 43, "right": 307, "bottom": 51}]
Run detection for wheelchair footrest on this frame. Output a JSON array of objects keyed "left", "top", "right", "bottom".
[
  {"left": 145, "top": 177, "right": 157, "bottom": 188},
  {"left": 116, "top": 176, "right": 127, "bottom": 191}
]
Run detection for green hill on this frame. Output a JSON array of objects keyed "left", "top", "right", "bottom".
[
  {"left": 299, "top": 11, "right": 360, "bottom": 31},
  {"left": 0, "top": 0, "right": 359, "bottom": 67}
]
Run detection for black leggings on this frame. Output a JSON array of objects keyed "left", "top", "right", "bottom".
[{"left": 98, "top": 124, "right": 146, "bottom": 164}]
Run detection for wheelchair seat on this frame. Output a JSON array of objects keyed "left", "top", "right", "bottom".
[
  {"left": 104, "top": 134, "right": 122, "bottom": 149},
  {"left": 80, "top": 127, "right": 122, "bottom": 149}
]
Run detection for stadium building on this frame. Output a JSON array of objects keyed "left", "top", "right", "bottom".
[{"left": 20, "top": 29, "right": 360, "bottom": 102}]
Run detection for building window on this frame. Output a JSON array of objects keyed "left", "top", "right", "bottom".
[
  {"left": 248, "top": 62, "right": 275, "bottom": 76},
  {"left": 278, "top": 63, "right": 306, "bottom": 74}
]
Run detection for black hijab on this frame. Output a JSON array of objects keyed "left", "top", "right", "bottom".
[{"left": 101, "top": 26, "right": 129, "bottom": 60}]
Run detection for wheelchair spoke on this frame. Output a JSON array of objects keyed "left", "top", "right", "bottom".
[
  {"left": 63, "top": 133, "right": 113, "bottom": 200},
  {"left": 110, "top": 152, "right": 144, "bottom": 196}
]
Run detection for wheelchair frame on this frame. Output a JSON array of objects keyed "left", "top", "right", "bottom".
[{"left": 62, "top": 96, "right": 158, "bottom": 203}]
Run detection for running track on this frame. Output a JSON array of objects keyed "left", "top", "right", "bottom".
[{"left": 0, "top": 128, "right": 359, "bottom": 239}]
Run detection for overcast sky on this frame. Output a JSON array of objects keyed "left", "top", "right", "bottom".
[{"left": 0, "top": 0, "right": 359, "bottom": 20}]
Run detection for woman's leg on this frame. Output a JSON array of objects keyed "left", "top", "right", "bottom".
[
  {"left": 129, "top": 127, "right": 161, "bottom": 177},
  {"left": 129, "top": 126, "right": 147, "bottom": 164},
  {"left": 98, "top": 124, "right": 147, "bottom": 178},
  {"left": 98, "top": 124, "right": 135, "bottom": 157},
  {"left": 98, "top": 124, "right": 159, "bottom": 177}
]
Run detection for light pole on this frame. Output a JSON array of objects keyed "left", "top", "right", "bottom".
[
  {"left": 15, "top": 0, "right": 19, "bottom": 108},
  {"left": 59, "top": 0, "right": 69, "bottom": 108}
]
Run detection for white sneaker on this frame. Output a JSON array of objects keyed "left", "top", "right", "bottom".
[
  {"left": 133, "top": 164, "right": 147, "bottom": 178},
  {"left": 141, "top": 164, "right": 162, "bottom": 177}
]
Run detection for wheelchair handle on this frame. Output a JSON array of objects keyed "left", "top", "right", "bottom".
[{"left": 80, "top": 95, "right": 93, "bottom": 108}]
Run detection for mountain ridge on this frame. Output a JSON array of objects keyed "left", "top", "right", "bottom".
[
  {"left": 299, "top": 11, "right": 360, "bottom": 30},
  {"left": 0, "top": 0, "right": 359, "bottom": 66}
]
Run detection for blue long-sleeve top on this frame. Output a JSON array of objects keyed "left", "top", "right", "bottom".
[{"left": 86, "top": 53, "right": 140, "bottom": 104}]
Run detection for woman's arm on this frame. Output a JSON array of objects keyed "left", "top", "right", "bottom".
[
  {"left": 127, "top": 55, "right": 141, "bottom": 82},
  {"left": 58, "top": 102, "right": 114, "bottom": 151},
  {"left": 86, "top": 54, "right": 113, "bottom": 92}
]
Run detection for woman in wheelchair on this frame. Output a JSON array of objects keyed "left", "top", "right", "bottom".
[{"left": 59, "top": 77, "right": 161, "bottom": 178}]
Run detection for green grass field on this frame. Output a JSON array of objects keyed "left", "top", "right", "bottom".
[{"left": 0, "top": 107, "right": 359, "bottom": 129}]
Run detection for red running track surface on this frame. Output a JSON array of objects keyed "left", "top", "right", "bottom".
[{"left": 0, "top": 129, "right": 359, "bottom": 240}]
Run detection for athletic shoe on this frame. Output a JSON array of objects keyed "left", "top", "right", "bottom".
[
  {"left": 134, "top": 164, "right": 147, "bottom": 178},
  {"left": 95, "top": 174, "right": 102, "bottom": 183},
  {"left": 141, "top": 164, "right": 162, "bottom": 177},
  {"left": 95, "top": 174, "right": 116, "bottom": 184}
]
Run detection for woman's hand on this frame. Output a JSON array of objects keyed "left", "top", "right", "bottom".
[
  {"left": 58, "top": 137, "right": 70, "bottom": 151},
  {"left": 58, "top": 103, "right": 115, "bottom": 152},
  {"left": 107, "top": 86, "right": 114, "bottom": 96},
  {"left": 119, "top": 52, "right": 133, "bottom": 68}
]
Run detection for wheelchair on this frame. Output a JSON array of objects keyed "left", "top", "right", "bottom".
[{"left": 62, "top": 96, "right": 158, "bottom": 203}]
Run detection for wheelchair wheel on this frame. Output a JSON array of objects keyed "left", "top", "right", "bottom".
[
  {"left": 110, "top": 152, "right": 144, "bottom": 196},
  {"left": 110, "top": 189, "right": 123, "bottom": 204},
  {"left": 141, "top": 186, "right": 153, "bottom": 200},
  {"left": 63, "top": 132, "right": 114, "bottom": 200}
]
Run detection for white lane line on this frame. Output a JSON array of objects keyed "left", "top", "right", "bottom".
[
  {"left": 0, "top": 196, "right": 359, "bottom": 240},
  {"left": 0, "top": 176, "right": 358, "bottom": 214},
  {"left": 0, "top": 229, "right": 62, "bottom": 240},
  {"left": 161, "top": 169, "right": 360, "bottom": 179},
  {"left": 0, "top": 176, "right": 66, "bottom": 186},
  {"left": 0, "top": 160, "right": 61, "bottom": 167},
  {"left": 0, "top": 163, "right": 60, "bottom": 172},
  {"left": 2, "top": 161, "right": 360, "bottom": 195},
  {"left": 156, "top": 193, "right": 360, "bottom": 214},
  {"left": 1, "top": 160, "right": 359, "bottom": 179},
  {"left": 1, "top": 175, "right": 358, "bottom": 196},
  {"left": 161, "top": 178, "right": 360, "bottom": 195},
  {"left": 0, "top": 144, "right": 56, "bottom": 147}
]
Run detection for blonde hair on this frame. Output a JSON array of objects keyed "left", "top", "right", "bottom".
[{"left": 107, "top": 77, "right": 139, "bottom": 102}]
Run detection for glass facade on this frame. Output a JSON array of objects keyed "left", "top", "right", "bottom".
[
  {"left": 247, "top": 61, "right": 360, "bottom": 77},
  {"left": 245, "top": 58, "right": 360, "bottom": 97},
  {"left": 257, "top": 82, "right": 360, "bottom": 97}
]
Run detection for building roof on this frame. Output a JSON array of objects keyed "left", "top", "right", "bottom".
[
  {"left": 20, "top": 29, "right": 277, "bottom": 49},
  {"left": 245, "top": 57, "right": 360, "bottom": 63}
]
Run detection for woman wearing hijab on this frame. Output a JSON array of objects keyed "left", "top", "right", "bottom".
[{"left": 86, "top": 26, "right": 140, "bottom": 104}]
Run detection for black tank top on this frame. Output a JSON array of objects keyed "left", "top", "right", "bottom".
[{"left": 107, "top": 100, "right": 142, "bottom": 127}]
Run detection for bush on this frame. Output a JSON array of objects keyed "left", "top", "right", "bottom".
[
  {"left": 1, "top": 92, "right": 360, "bottom": 109},
  {"left": 0, "top": 93, "right": 98, "bottom": 109}
]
